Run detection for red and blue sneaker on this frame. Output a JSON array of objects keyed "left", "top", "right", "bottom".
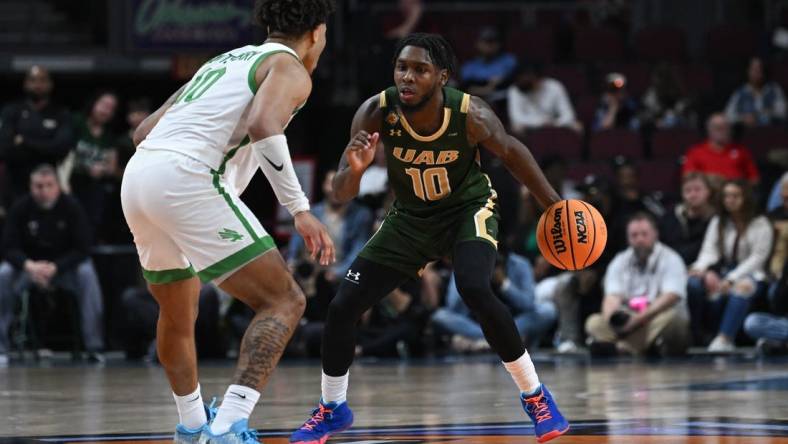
[
  {"left": 289, "top": 399, "right": 354, "bottom": 444},
  {"left": 521, "top": 384, "right": 570, "bottom": 443}
]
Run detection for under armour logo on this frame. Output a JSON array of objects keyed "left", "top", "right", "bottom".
[
  {"left": 345, "top": 269, "right": 361, "bottom": 284},
  {"left": 389, "top": 129, "right": 402, "bottom": 137}
]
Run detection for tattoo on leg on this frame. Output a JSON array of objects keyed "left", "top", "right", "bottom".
[{"left": 234, "top": 315, "right": 293, "bottom": 389}]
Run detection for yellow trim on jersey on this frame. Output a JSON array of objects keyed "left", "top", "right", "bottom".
[
  {"left": 474, "top": 208, "right": 498, "bottom": 248},
  {"left": 379, "top": 91, "right": 387, "bottom": 108},
  {"left": 474, "top": 174, "right": 498, "bottom": 247},
  {"left": 460, "top": 93, "right": 471, "bottom": 113},
  {"left": 398, "top": 108, "right": 451, "bottom": 142}
]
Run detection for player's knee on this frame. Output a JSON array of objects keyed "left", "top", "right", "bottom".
[
  {"left": 249, "top": 276, "right": 305, "bottom": 316},
  {"left": 327, "top": 284, "right": 363, "bottom": 323},
  {"left": 159, "top": 306, "right": 198, "bottom": 336},
  {"left": 455, "top": 276, "right": 492, "bottom": 308},
  {"left": 286, "top": 284, "right": 307, "bottom": 317}
]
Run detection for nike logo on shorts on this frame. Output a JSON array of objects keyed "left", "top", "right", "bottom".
[{"left": 263, "top": 154, "right": 283, "bottom": 171}]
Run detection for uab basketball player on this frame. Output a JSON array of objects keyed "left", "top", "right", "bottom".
[
  {"left": 290, "top": 34, "right": 569, "bottom": 444},
  {"left": 121, "top": 1, "right": 336, "bottom": 443}
]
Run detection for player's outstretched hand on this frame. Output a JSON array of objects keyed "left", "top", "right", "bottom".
[
  {"left": 294, "top": 211, "right": 336, "bottom": 266},
  {"left": 345, "top": 131, "right": 379, "bottom": 174}
]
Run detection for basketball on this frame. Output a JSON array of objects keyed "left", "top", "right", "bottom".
[{"left": 536, "top": 199, "right": 607, "bottom": 270}]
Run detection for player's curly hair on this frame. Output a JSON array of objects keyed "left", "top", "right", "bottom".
[
  {"left": 254, "top": 0, "right": 336, "bottom": 37},
  {"left": 392, "top": 33, "right": 458, "bottom": 77}
]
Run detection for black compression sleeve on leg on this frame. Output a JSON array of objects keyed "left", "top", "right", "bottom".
[
  {"left": 452, "top": 241, "right": 525, "bottom": 362},
  {"left": 321, "top": 256, "right": 410, "bottom": 376}
]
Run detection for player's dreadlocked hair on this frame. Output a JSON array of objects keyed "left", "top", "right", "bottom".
[
  {"left": 392, "top": 33, "right": 458, "bottom": 77},
  {"left": 254, "top": 0, "right": 336, "bottom": 37}
]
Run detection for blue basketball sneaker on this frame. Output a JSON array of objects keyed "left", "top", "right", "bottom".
[
  {"left": 202, "top": 418, "right": 259, "bottom": 444},
  {"left": 521, "top": 384, "right": 570, "bottom": 443},
  {"left": 289, "top": 399, "right": 354, "bottom": 444},
  {"left": 174, "top": 398, "right": 218, "bottom": 443}
]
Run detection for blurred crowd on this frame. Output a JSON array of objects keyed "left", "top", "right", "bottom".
[{"left": 1, "top": 1, "right": 788, "bottom": 364}]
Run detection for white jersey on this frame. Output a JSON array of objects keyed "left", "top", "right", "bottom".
[{"left": 139, "top": 42, "right": 300, "bottom": 171}]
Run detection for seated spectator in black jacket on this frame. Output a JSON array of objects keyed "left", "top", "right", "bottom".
[
  {"left": 609, "top": 157, "right": 664, "bottom": 254},
  {"left": 119, "top": 283, "right": 225, "bottom": 361},
  {"left": 660, "top": 173, "right": 716, "bottom": 265},
  {"left": 0, "top": 66, "right": 74, "bottom": 205},
  {"left": 0, "top": 165, "right": 104, "bottom": 364}
]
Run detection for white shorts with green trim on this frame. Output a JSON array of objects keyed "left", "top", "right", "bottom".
[{"left": 121, "top": 148, "right": 275, "bottom": 285}]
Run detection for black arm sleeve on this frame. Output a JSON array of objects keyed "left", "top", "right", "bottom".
[
  {"left": 54, "top": 199, "right": 91, "bottom": 272},
  {"left": 2, "top": 201, "right": 28, "bottom": 269}
]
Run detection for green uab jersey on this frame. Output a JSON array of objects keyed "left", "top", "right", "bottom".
[
  {"left": 379, "top": 86, "right": 494, "bottom": 217},
  {"left": 357, "top": 87, "right": 500, "bottom": 278}
]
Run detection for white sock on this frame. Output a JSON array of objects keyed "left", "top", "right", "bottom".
[
  {"left": 173, "top": 384, "right": 208, "bottom": 430},
  {"left": 210, "top": 385, "right": 261, "bottom": 435},
  {"left": 502, "top": 351, "right": 541, "bottom": 396},
  {"left": 321, "top": 370, "right": 349, "bottom": 405}
]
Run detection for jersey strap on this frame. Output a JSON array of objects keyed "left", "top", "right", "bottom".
[{"left": 247, "top": 43, "right": 302, "bottom": 93}]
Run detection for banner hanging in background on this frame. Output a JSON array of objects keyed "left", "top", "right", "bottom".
[{"left": 127, "top": 0, "right": 255, "bottom": 52}]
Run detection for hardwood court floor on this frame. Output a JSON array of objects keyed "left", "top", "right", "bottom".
[{"left": 1, "top": 356, "right": 787, "bottom": 443}]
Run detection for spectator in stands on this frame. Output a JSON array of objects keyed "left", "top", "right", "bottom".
[
  {"left": 506, "top": 62, "right": 582, "bottom": 136},
  {"left": 97, "top": 98, "right": 150, "bottom": 245},
  {"left": 460, "top": 27, "right": 517, "bottom": 100},
  {"left": 660, "top": 173, "right": 716, "bottom": 265},
  {"left": 743, "top": 260, "right": 788, "bottom": 355},
  {"left": 725, "top": 57, "right": 786, "bottom": 128},
  {"left": 0, "top": 165, "right": 104, "bottom": 365},
  {"left": 542, "top": 155, "right": 581, "bottom": 201},
  {"left": 682, "top": 113, "right": 759, "bottom": 188},
  {"left": 432, "top": 251, "right": 556, "bottom": 351},
  {"left": 356, "top": 279, "right": 432, "bottom": 358},
  {"left": 0, "top": 66, "right": 74, "bottom": 205},
  {"left": 62, "top": 91, "right": 119, "bottom": 231},
  {"left": 688, "top": 180, "right": 773, "bottom": 352},
  {"left": 119, "top": 283, "right": 226, "bottom": 361},
  {"left": 115, "top": 98, "right": 151, "bottom": 173},
  {"left": 593, "top": 72, "right": 640, "bottom": 131},
  {"left": 288, "top": 170, "right": 374, "bottom": 317},
  {"left": 767, "top": 175, "right": 788, "bottom": 285},
  {"left": 609, "top": 157, "right": 664, "bottom": 255},
  {"left": 767, "top": 172, "right": 788, "bottom": 212},
  {"left": 585, "top": 213, "right": 690, "bottom": 357},
  {"left": 640, "top": 63, "right": 696, "bottom": 129},
  {"left": 744, "top": 172, "right": 787, "bottom": 354}
]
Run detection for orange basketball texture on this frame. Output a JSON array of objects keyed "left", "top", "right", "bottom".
[{"left": 536, "top": 199, "right": 607, "bottom": 270}]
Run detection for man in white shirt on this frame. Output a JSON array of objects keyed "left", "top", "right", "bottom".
[
  {"left": 506, "top": 62, "right": 582, "bottom": 136},
  {"left": 585, "top": 212, "right": 690, "bottom": 356}
]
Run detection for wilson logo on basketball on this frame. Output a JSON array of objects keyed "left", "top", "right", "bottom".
[
  {"left": 551, "top": 207, "right": 567, "bottom": 253},
  {"left": 575, "top": 211, "right": 588, "bottom": 244},
  {"left": 536, "top": 199, "right": 607, "bottom": 271}
]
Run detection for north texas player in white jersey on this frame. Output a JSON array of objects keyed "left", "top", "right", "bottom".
[{"left": 120, "top": 1, "right": 338, "bottom": 443}]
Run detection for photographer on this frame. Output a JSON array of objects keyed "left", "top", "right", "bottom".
[{"left": 585, "top": 213, "right": 689, "bottom": 357}]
